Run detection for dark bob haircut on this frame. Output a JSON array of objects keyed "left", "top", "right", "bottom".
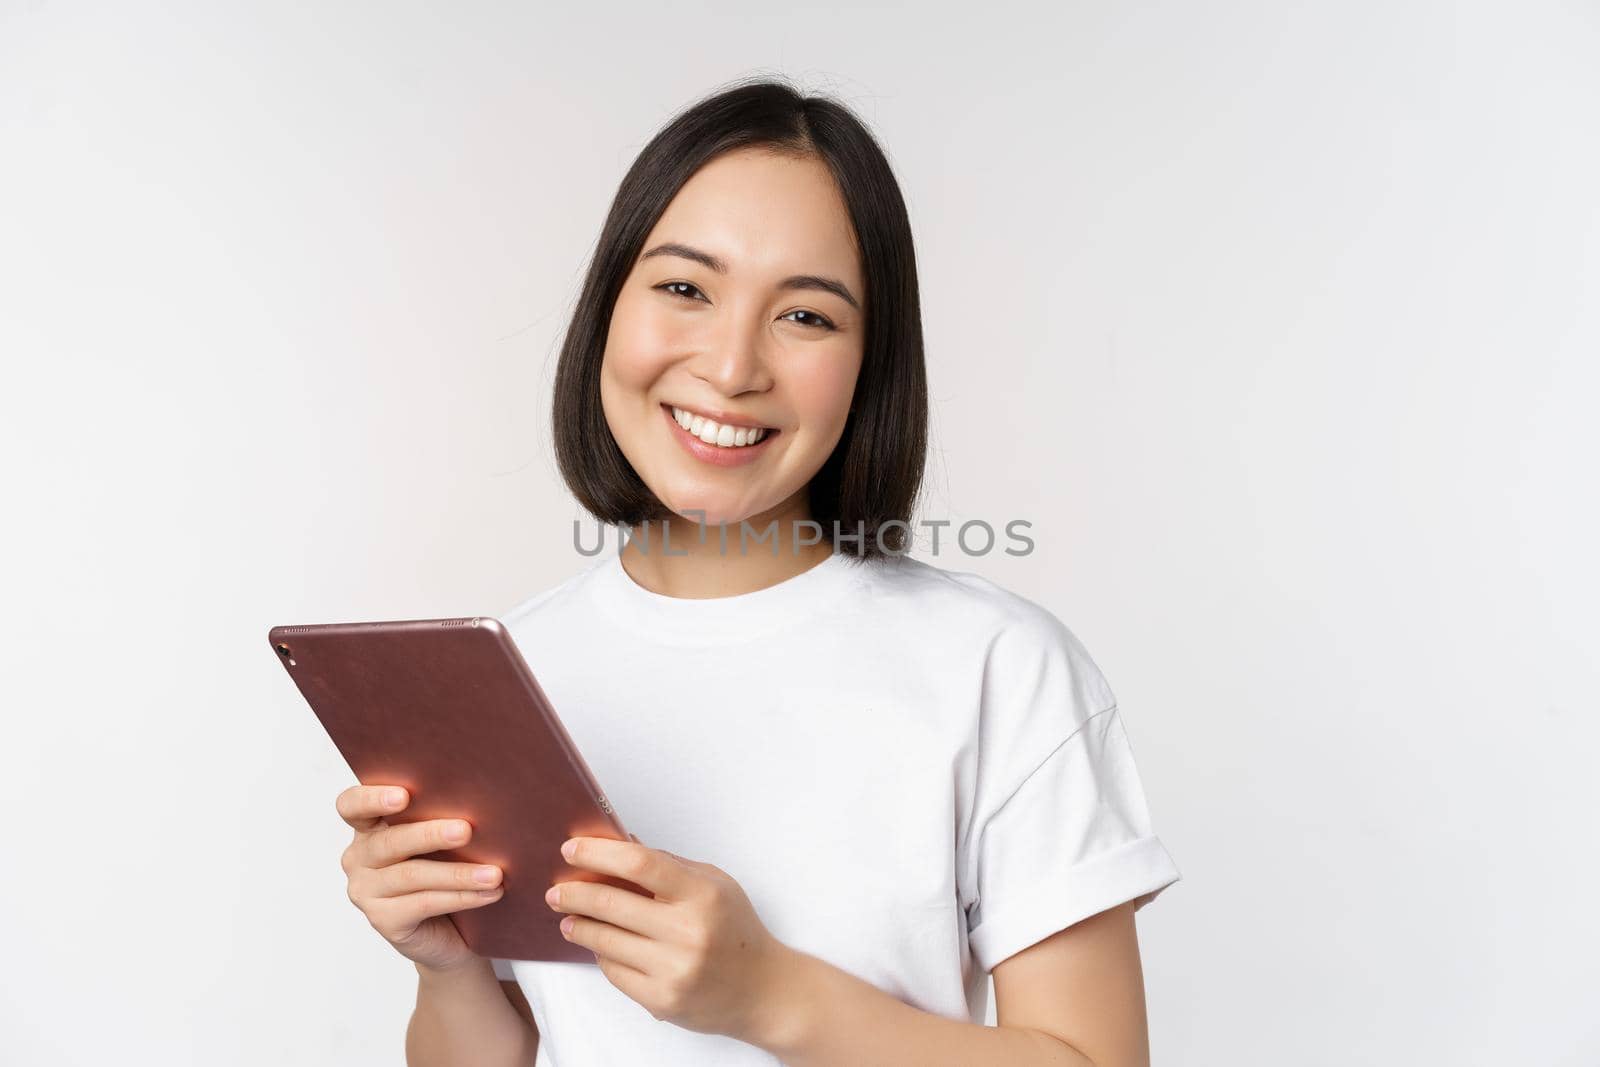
[{"left": 551, "top": 75, "right": 927, "bottom": 560}]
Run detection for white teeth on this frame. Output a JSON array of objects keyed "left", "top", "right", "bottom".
[{"left": 670, "top": 406, "right": 768, "bottom": 449}]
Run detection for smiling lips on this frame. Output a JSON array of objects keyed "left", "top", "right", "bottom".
[
  {"left": 667, "top": 404, "right": 772, "bottom": 447},
  {"left": 661, "top": 403, "right": 778, "bottom": 467}
]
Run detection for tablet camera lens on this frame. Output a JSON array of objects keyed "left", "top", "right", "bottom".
[{"left": 275, "top": 643, "right": 292, "bottom": 660}]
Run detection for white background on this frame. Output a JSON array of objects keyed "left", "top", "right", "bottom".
[{"left": 2, "top": 2, "right": 1596, "bottom": 1064}]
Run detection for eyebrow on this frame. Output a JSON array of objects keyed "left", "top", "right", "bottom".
[{"left": 638, "top": 241, "right": 861, "bottom": 312}]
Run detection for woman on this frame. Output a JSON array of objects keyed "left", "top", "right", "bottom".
[{"left": 338, "top": 76, "right": 1180, "bottom": 1066}]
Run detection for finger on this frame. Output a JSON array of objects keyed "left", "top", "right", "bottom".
[
  {"left": 562, "top": 913, "right": 671, "bottom": 977},
  {"left": 546, "top": 878, "right": 672, "bottom": 941},
  {"left": 336, "top": 784, "right": 409, "bottom": 831},
  {"left": 360, "top": 817, "right": 473, "bottom": 869},
  {"left": 374, "top": 857, "right": 503, "bottom": 898},
  {"left": 369, "top": 886, "right": 504, "bottom": 936},
  {"left": 563, "top": 837, "right": 688, "bottom": 901}
]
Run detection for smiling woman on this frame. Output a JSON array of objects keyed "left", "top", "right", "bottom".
[
  {"left": 396, "top": 74, "right": 1179, "bottom": 1067},
  {"left": 596, "top": 146, "right": 870, "bottom": 531},
  {"left": 550, "top": 79, "right": 928, "bottom": 566}
]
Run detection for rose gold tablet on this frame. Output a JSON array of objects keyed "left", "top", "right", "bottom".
[{"left": 267, "top": 616, "right": 648, "bottom": 964}]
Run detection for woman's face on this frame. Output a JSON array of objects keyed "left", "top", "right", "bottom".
[{"left": 599, "top": 147, "right": 866, "bottom": 530}]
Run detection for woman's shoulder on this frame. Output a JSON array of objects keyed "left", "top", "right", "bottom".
[
  {"left": 867, "top": 554, "right": 1116, "bottom": 707},
  {"left": 866, "top": 552, "right": 1074, "bottom": 635}
]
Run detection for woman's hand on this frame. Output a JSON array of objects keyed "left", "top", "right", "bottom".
[
  {"left": 547, "top": 836, "right": 796, "bottom": 1043},
  {"left": 335, "top": 783, "right": 505, "bottom": 973}
]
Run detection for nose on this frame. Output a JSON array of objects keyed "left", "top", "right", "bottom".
[{"left": 684, "top": 312, "right": 775, "bottom": 398}]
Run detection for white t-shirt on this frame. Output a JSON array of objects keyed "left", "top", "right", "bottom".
[{"left": 490, "top": 548, "right": 1180, "bottom": 1065}]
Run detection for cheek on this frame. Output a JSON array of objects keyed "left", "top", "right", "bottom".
[
  {"left": 603, "top": 293, "right": 687, "bottom": 390},
  {"left": 785, "top": 344, "right": 863, "bottom": 429}
]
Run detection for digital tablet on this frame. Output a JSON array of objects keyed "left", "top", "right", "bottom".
[{"left": 267, "top": 616, "right": 648, "bottom": 964}]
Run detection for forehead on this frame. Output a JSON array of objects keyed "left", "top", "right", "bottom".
[{"left": 642, "top": 148, "right": 862, "bottom": 288}]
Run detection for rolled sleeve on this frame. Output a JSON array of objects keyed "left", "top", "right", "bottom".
[{"left": 965, "top": 705, "right": 1181, "bottom": 972}]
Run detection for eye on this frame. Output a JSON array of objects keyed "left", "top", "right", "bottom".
[
  {"left": 655, "top": 280, "right": 707, "bottom": 302},
  {"left": 781, "top": 308, "right": 838, "bottom": 332}
]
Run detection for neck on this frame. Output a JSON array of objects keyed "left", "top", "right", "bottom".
[{"left": 617, "top": 494, "right": 835, "bottom": 599}]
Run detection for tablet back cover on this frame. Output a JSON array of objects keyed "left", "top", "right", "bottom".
[{"left": 267, "top": 616, "right": 644, "bottom": 963}]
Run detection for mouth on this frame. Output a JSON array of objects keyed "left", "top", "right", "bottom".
[
  {"left": 660, "top": 402, "right": 779, "bottom": 467},
  {"left": 661, "top": 403, "right": 779, "bottom": 449}
]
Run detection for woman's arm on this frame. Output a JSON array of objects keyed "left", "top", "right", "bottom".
[
  {"left": 405, "top": 957, "right": 539, "bottom": 1067},
  {"left": 751, "top": 901, "right": 1149, "bottom": 1067},
  {"left": 990, "top": 901, "right": 1150, "bottom": 1066},
  {"left": 499, "top": 979, "right": 541, "bottom": 1039}
]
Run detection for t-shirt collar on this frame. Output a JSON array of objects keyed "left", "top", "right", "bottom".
[{"left": 588, "top": 548, "right": 864, "bottom": 646}]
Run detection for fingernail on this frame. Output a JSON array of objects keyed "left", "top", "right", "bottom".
[
  {"left": 544, "top": 885, "right": 560, "bottom": 906},
  {"left": 473, "top": 866, "right": 499, "bottom": 885},
  {"left": 384, "top": 788, "right": 405, "bottom": 807},
  {"left": 561, "top": 839, "right": 576, "bottom": 860},
  {"left": 446, "top": 821, "right": 469, "bottom": 843},
  {"left": 560, "top": 915, "right": 575, "bottom": 936}
]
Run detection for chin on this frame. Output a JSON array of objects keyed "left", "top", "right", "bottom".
[
  {"left": 657, "top": 492, "right": 762, "bottom": 530},
  {"left": 668, "top": 506, "right": 745, "bottom": 529}
]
